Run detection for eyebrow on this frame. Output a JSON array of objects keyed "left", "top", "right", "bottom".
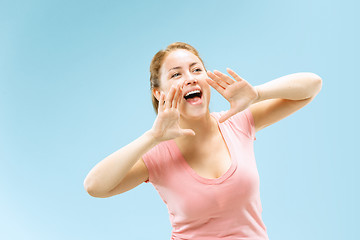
[{"left": 168, "top": 62, "right": 199, "bottom": 72}]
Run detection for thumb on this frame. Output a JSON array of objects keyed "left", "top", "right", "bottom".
[{"left": 181, "top": 129, "right": 196, "bottom": 136}]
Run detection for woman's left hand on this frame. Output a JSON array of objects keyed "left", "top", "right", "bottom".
[{"left": 206, "top": 68, "right": 259, "bottom": 123}]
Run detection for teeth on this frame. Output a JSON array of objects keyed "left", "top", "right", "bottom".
[{"left": 185, "top": 90, "right": 200, "bottom": 97}]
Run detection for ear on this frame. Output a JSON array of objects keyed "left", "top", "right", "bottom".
[{"left": 152, "top": 88, "right": 161, "bottom": 101}]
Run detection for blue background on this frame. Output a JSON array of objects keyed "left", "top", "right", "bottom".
[{"left": 1, "top": 0, "right": 358, "bottom": 239}]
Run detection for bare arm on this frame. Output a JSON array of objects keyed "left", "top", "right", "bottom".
[
  {"left": 83, "top": 131, "right": 159, "bottom": 197},
  {"left": 83, "top": 83, "right": 194, "bottom": 198},
  {"left": 249, "top": 72, "right": 322, "bottom": 132},
  {"left": 253, "top": 72, "right": 322, "bottom": 103},
  {"left": 206, "top": 69, "right": 322, "bottom": 124}
]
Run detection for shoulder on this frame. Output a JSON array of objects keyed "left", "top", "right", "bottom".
[
  {"left": 142, "top": 139, "right": 181, "bottom": 165},
  {"left": 211, "top": 109, "right": 256, "bottom": 140},
  {"left": 143, "top": 140, "right": 172, "bottom": 160},
  {"left": 142, "top": 140, "right": 178, "bottom": 184},
  {"left": 211, "top": 108, "right": 252, "bottom": 124},
  {"left": 210, "top": 111, "right": 227, "bottom": 121}
]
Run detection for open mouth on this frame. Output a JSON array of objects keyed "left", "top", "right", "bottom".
[{"left": 184, "top": 89, "right": 203, "bottom": 105}]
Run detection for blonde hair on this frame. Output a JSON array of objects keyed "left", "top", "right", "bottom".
[{"left": 149, "top": 42, "right": 206, "bottom": 113}]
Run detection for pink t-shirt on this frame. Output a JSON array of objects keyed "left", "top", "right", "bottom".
[{"left": 142, "top": 108, "right": 269, "bottom": 240}]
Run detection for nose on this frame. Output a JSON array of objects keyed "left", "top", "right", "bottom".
[{"left": 184, "top": 75, "right": 198, "bottom": 86}]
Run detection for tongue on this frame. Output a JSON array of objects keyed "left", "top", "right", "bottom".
[{"left": 186, "top": 96, "right": 201, "bottom": 104}]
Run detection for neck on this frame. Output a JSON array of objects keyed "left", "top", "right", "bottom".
[{"left": 176, "top": 111, "right": 219, "bottom": 146}]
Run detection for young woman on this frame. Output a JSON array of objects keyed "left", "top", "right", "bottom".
[{"left": 84, "top": 42, "right": 322, "bottom": 239}]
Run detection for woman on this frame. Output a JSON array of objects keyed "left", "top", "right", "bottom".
[{"left": 84, "top": 42, "right": 322, "bottom": 239}]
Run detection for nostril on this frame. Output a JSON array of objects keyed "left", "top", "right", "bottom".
[{"left": 185, "top": 79, "right": 197, "bottom": 85}]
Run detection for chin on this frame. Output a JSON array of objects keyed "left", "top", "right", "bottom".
[{"left": 179, "top": 104, "right": 209, "bottom": 121}]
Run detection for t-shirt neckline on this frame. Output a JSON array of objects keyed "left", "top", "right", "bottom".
[{"left": 169, "top": 113, "right": 238, "bottom": 185}]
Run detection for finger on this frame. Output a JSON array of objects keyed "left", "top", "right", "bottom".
[
  {"left": 213, "top": 70, "right": 236, "bottom": 85},
  {"left": 226, "top": 68, "right": 246, "bottom": 83},
  {"left": 181, "top": 128, "right": 196, "bottom": 136},
  {"left": 158, "top": 92, "right": 165, "bottom": 113},
  {"left": 206, "top": 78, "right": 225, "bottom": 95},
  {"left": 219, "top": 109, "right": 238, "bottom": 123},
  {"left": 172, "top": 84, "right": 181, "bottom": 109},
  {"left": 165, "top": 86, "right": 176, "bottom": 109},
  {"left": 175, "top": 84, "right": 183, "bottom": 109},
  {"left": 207, "top": 71, "right": 229, "bottom": 89}
]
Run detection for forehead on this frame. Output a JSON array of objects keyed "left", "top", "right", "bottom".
[{"left": 162, "top": 49, "right": 201, "bottom": 70}]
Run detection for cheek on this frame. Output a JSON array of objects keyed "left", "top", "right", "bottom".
[
  {"left": 159, "top": 82, "right": 171, "bottom": 94},
  {"left": 163, "top": 81, "right": 182, "bottom": 95},
  {"left": 159, "top": 77, "right": 172, "bottom": 93},
  {"left": 202, "top": 83, "right": 211, "bottom": 96}
]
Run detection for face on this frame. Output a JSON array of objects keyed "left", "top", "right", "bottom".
[{"left": 154, "top": 49, "right": 211, "bottom": 120}]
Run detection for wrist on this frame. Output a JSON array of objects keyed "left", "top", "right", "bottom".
[
  {"left": 144, "top": 129, "right": 162, "bottom": 146},
  {"left": 253, "top": 85, "right": 263, "bottom": 104}
]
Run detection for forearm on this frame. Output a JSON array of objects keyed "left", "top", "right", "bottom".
[
  {"left": 84, "top": 130, "right": 159, "bottom": 195},
  {"left": 253, "top": 72, "right": 322, "bottom": 103}
]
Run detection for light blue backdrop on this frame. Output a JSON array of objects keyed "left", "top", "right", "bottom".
[{"left": 1, "top": 0, "right": 358, "bottom": 239}]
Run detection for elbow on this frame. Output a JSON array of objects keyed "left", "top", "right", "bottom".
[
  {"left": 83, "top": 178, "right": 96, "bottom": 197},
  {"left": 310, "top": 73, "right": 322, "bottom": 85},
  {"left": 302, "top": 72, "right": 323, "bottom": 96},
  {"left": 312, "top": 73, "right": 323, "bottom": 94},
  {"left": 83, "top": 178, "right": 107, "bottom": 198},
  {"left": 298, "top": 72, "right": 322, "bottom": 81}
]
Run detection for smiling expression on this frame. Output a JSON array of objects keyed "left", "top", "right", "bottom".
[{"left": 154, "top": 49, "right": 211, "bottom": 120}]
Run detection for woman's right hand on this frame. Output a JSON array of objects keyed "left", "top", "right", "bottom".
[{"left": 149, "top": 84, "right": 195, "bottom": 143}]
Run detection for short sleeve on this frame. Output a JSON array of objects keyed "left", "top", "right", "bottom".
[
  {"left": 230, "top": 108, "right": 257, "bottom": 141},
  {"left": 142, "top": 142, "right": 167, "bottom": 184}
]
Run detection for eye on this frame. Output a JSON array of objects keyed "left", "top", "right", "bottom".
[
  {"left": 193, "top": 68, "right": 202, "bottom": 72},
  {"left": 171, "top": 72, "right": 180, "bottom": 78}
]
